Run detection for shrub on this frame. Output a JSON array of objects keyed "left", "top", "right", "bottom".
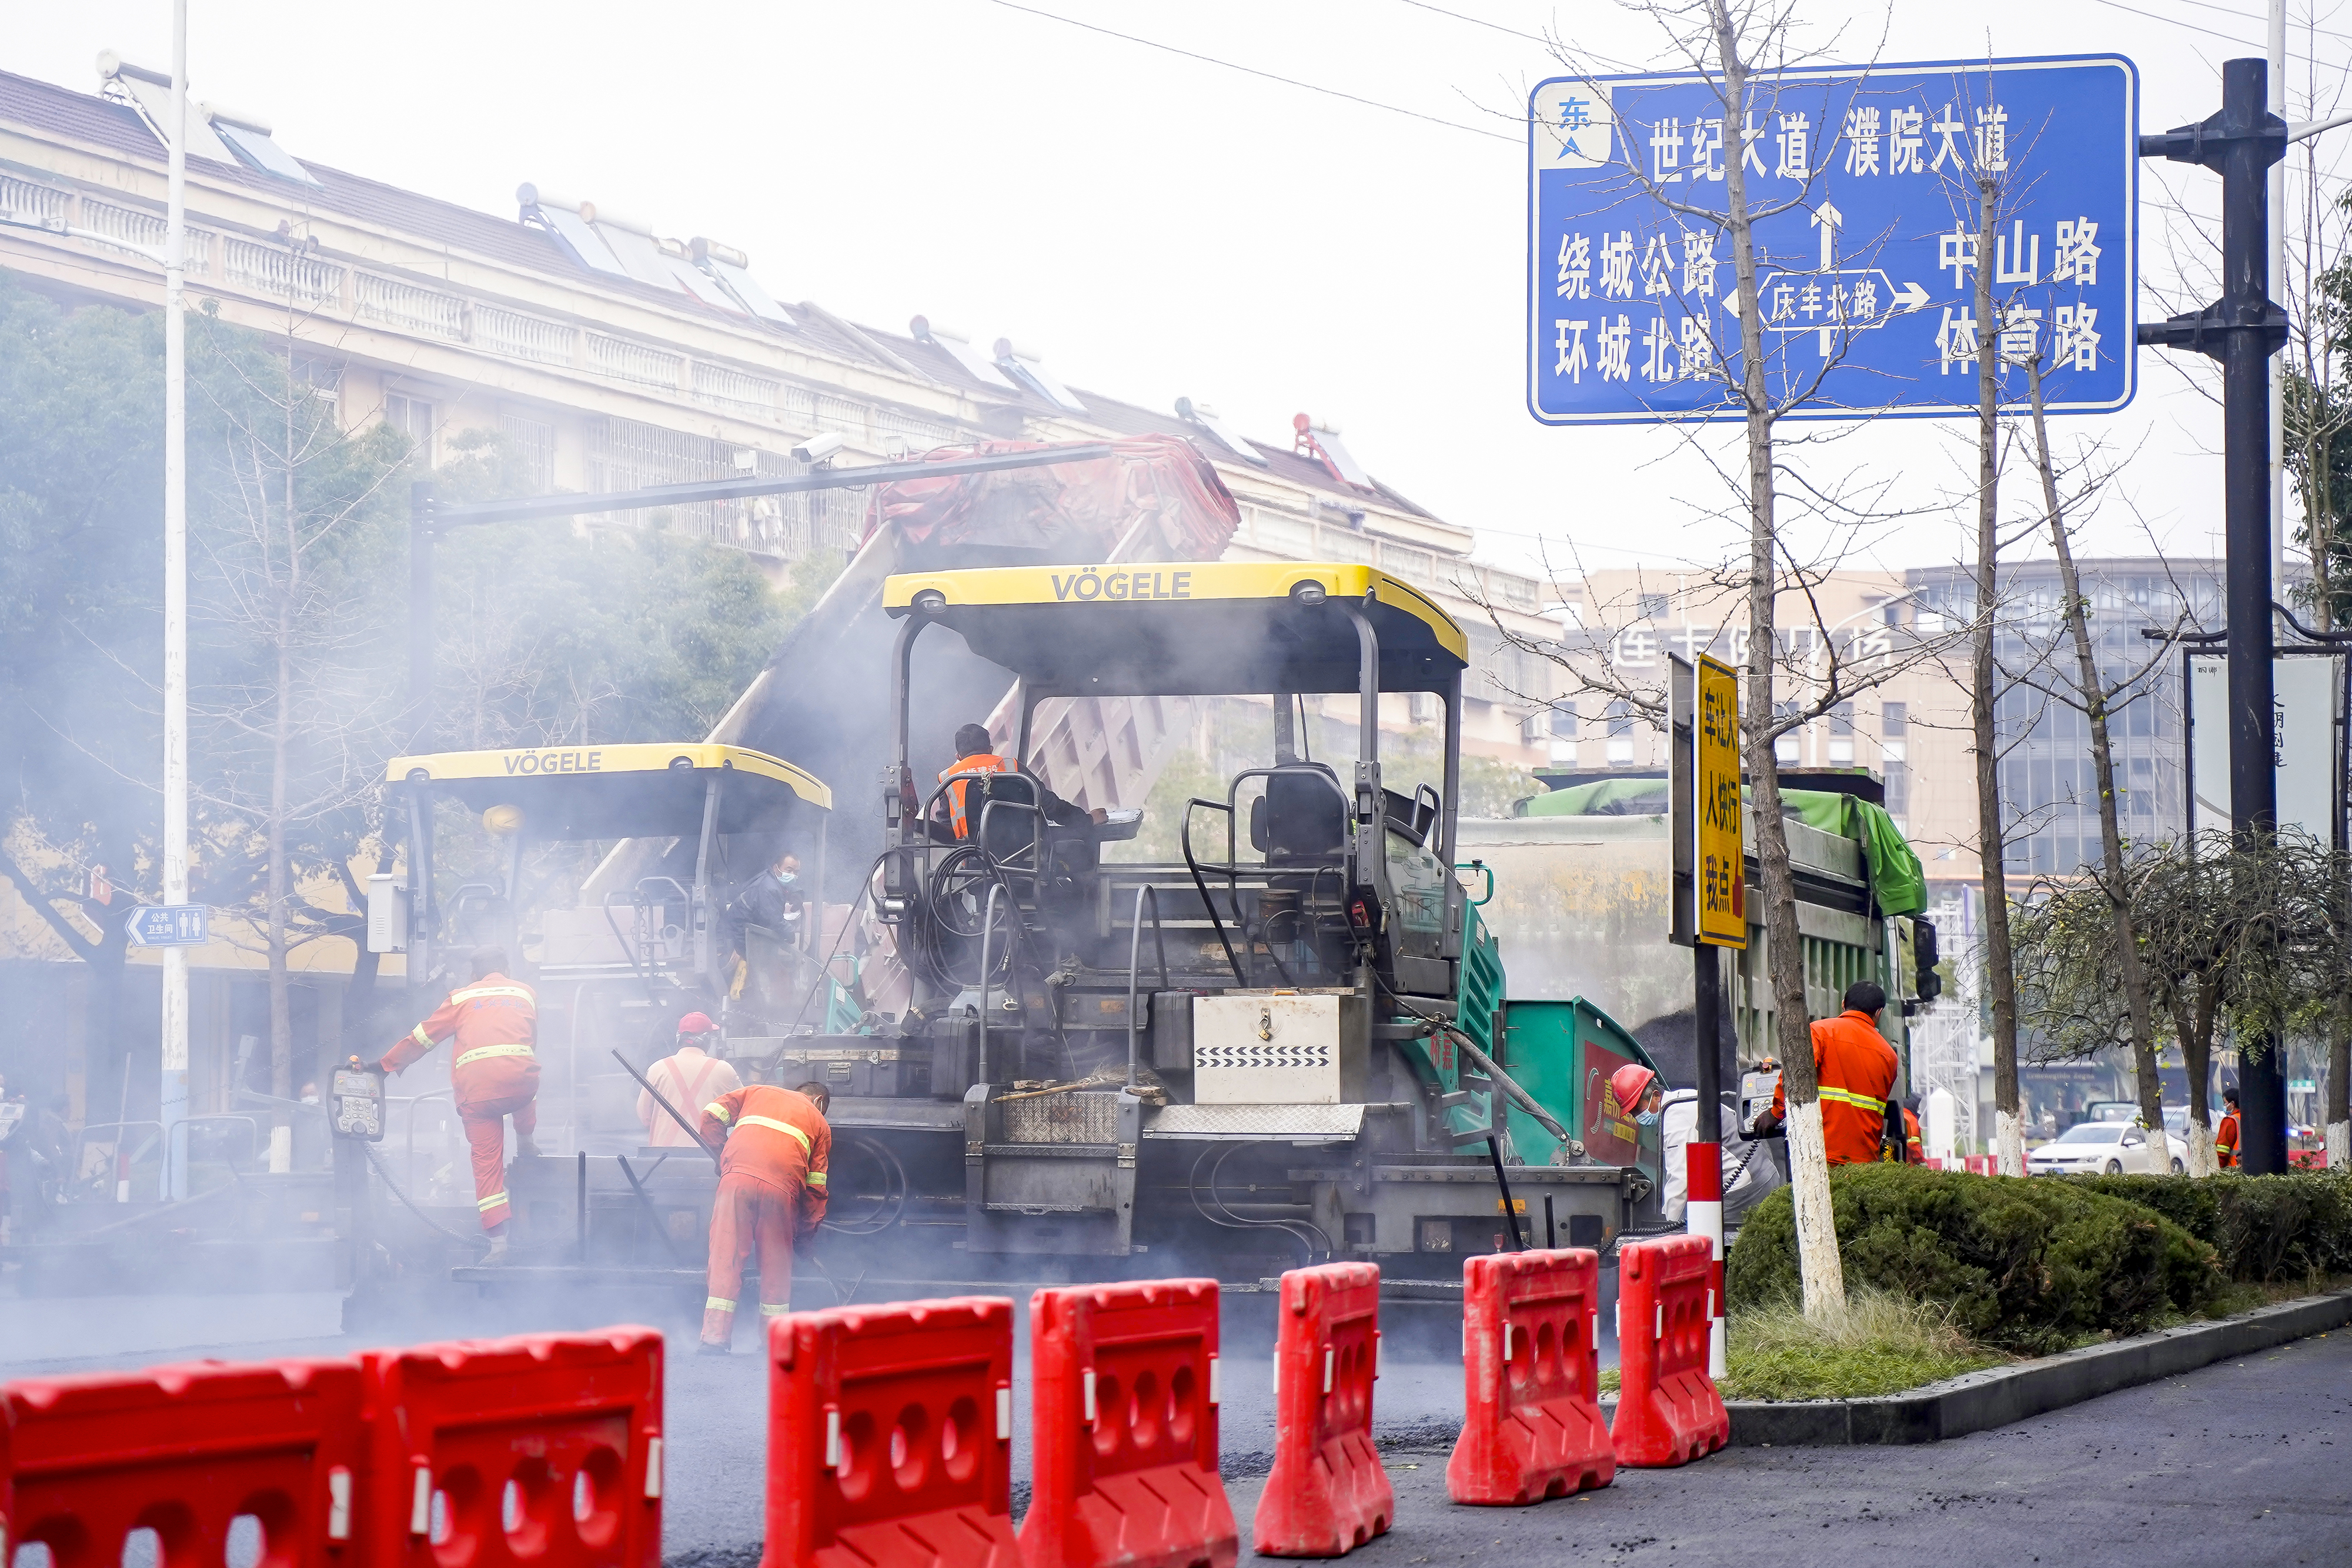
[
  {"left": 2066, "top": 1171, "right": 2352, "bottom": 1282},
  {"left": 1725, "top": 1164, "right": 2221, "bottom": 1353}
]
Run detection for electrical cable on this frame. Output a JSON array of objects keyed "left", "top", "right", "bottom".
[
  {"left": 1185, "top": 1143, "right": 1331, "bottom": 1262},
  {"left": 977, "top": 0, "right": 1521, "bottom": 143},
  {"left": 364, "top": 1142, "right": 493, "bottom": 1251}
]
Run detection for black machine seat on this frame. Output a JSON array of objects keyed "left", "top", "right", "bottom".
[{"left": 1249, "top": 764, "right": 1349, "bottom": 862}]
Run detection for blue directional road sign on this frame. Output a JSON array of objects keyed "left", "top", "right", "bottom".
[
  {"left": 1527, "top": 55, "right": 2137, "bottom": 425},
  {"left": 125, "top": 904, "right": 210, "bottom": 947}
]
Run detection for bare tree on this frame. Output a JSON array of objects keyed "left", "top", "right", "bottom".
[
  {"left": 187, "top": 275, "right": 404, "bottom": 1153},
  {"left": 2022, "top": 357, "right": 2186, "bottom": 1171}
]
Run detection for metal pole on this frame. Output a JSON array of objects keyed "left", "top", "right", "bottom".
[
  {"left": 409, "top": 482, "right": 436, "bottom": 744},
  {"left": 159, "top": 0, "right": 190, "bottom": 1202},
  {"left": 2222, "top": 59, "right": 2291, "bottom": 1175},
  {"left": 2139, "top": 59, "right": 2292, "bottom": 1174},
  {"left": 1690, "top": 942, "right": 1726, "bottom": 1377},
  {"left": 2270, "top": 0, "right": 2288, "bottom": 628}
]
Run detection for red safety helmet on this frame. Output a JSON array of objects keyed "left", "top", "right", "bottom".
[
  {"left": 677, "top": 1011, "right": 716, "bottom": 1037},
  {"left": 1609, "top": 1062, "right": 1658, "bottom": 1117}
]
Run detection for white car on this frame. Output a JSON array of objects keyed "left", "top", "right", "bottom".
[{"left": 2026, "top": 1119, "right": 2187, "bottom": 1176}]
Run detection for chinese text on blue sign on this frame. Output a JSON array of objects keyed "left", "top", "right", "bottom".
[
  {"left": 125, "top": 904, "right": 209, "bottom": 947},
  {"left": 1526, "top": 56, "right": 2137, "bottom": 425}
]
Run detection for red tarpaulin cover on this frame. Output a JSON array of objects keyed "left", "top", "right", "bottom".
[{"left": 861, "top": 434, "right": 1241, "bottom": 560}]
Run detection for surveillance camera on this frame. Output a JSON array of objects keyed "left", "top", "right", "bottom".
[{"left": 792, "top": 432, "right": 848, "bottom": 465}]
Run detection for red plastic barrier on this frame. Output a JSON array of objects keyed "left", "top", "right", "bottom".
[
  {"left": 2, "top": 1358, "right": 365, "bottom": 1568},
  {"left": 767, "top": 1298, "right": 1020, "bottom": 1568},
  {"left": 1445, "top": 1249, "right": 1614, "bottom": 1505},
  {"left": 1253, "top": 1263, "right": 1391, "bottom": 1559},
  {"left": 1021, "top": 1279, "right": 1235, "bottom": 1568},
  {"left": 1609, "top": 1236, "right": 1728, "bottom": 1467},
  {"left": 363, "top": 1328, "right": 663, "bottom": 1568}
]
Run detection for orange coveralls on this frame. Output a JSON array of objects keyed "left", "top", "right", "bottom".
[
  {"left": 381, "top": 972, "right": 540, "bottom": 1230},
  {"left": 1769, "top": 1009, "right": 1900, "bottom": 1165},
  {"left": 697, "top": 1084, "right": 830, "bottom": 1346},
  {"left": 2216, "top": 1110, "right": 2241, "bottom": 1169}
]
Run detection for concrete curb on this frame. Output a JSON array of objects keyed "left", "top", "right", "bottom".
[{"left": 1605, "top": 1289, "right": 2352, "bottom": 1446}]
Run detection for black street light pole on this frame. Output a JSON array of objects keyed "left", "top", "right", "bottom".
[{"left": 2138, "top": 57, "right": 2291, "bottom": 1174}]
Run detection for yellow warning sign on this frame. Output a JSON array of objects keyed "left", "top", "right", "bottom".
[{"left": 1696, "top": 654, "right": 1746, "bottom": 948}]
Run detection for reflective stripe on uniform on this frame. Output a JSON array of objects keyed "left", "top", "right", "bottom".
[
  {"left": 705, "top": 1102, "right": 734, "bottom": 1125},
  {"left": 706, "top": 1296, "right": 736, "bottom": 1312},
  {"left": 759, "top": 1303, "right": 791, "bottom": 1316},
  {"left": 455, "top": 1042, "right": 536, "bottom": 1070},
  {"left": 411, "top": 1024, "right": 433, "bottom": 1048},
  {"left": 451, "top": 984, "right": 537, "bottom": 1007},
  {"left": 806, "top": 1171, "right": 827, "bottom": 1188},
  {"left": 737, "top": 1115, "right": 813, "bottom": 1153},
  {"left": 479, "top": 1191, "right": 510, "bottom": 1211},
  {"left": 1819, "top": 1086, "right": 1888, "bottom": 1115}
]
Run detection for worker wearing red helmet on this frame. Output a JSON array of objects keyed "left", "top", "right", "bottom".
[
  {"left": 637, "top": 1012, "right": 741, "bottom": 1148},
  {"left": 380, "top": 945, "right": 540, "bottom": 1257},
  {"left": 1751, "top": 979, "right": 1900, "bottom": 1165},
  {"left": 1610, "top": 1062, "right": 1666, "bottom": 1128}
]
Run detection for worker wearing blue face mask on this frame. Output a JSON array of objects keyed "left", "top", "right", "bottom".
[
  {"left": 730, "top": 849, "right": 808, "bottom": 951},
  {"left": 1611, "top": 1062, "right": 1666, "bottom": 1127}
]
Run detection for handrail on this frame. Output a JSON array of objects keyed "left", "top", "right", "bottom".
[
  {"left": 1125, "top": 885, "right": 1171, "bottom": 1089},
  {"left": 975, "top": 881, "right": 1006, "bottom": 1086},
  {"left": 1455, "top": 860, "right": 1495, "bottom": 906},
  {"left": 1180, "top": 798, "right": 1247, "bottom": 986}
]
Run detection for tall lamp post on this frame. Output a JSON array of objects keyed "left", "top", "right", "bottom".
[
  {"left": 161, "top": 0, "right": 191, "bottom": 1194},
  {"left": 2140, "top": 59, "right": 2352, "bottom": 1173}
]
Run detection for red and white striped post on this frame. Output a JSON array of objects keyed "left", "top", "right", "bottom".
[{"left": 1683, "top": 1139, "right": 1726, "bottom": 1378}]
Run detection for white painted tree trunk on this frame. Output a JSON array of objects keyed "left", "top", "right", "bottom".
[
  {"left": 2328, "top": 1120, "right": 2350, "bottom": 1171},
  {"left": 1783, "top": 1099, "right": 1846, "bottom": 1325},
  {"left": 2144, "top": 1135, "right": 2173, "bottom": 1176},
  {"left": 1996, "top": 1108, "right": 2026, "bottom": 1178},
  {"left": 2185, "top": 1121, "right": 2216, "bottom": 1178}
]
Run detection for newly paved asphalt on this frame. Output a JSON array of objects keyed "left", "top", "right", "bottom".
[{"left": 4, "top": 1287, "right": 2347, "bottom": 1566}]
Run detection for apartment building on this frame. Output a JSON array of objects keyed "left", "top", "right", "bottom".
[
  {"left": 1552, "top": 555, "right": 2226, "bottom": 891},
  {"left": 0, "top": 60, "right": 1559, "bottom": 770}
]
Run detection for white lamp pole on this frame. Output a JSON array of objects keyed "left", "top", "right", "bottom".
[{"left": 161, "top": 0, "right": 191, "bottom": 1198}]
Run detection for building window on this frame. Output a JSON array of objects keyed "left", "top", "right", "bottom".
[
  {"left": 386, "top": 393, "right": 435, "bottom": 467},
  {"left": 500, "top": 412, "right": 555, "bottom": 492},
  {"left": 1774, "top": 700, "right": 1800, "bottom": 765},
  {"left": 1606, "top": 700, "right": 1635, "bottom": 765},
  {"left": 1637, "top": 591, "right": 1669, "bottom": 620},
  {"left": 1828, "top": 702, "right": 1855, "bottom": 765},
  {"left": 1885, "top": 759, "right": 1910, "bottom": 824},
  {"left": 1548, "top": 700, "right": 1578, "bottom": 766}
]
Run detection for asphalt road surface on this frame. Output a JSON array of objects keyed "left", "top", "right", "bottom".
[{"left": 3, "top": 1290, "right": 2346, "bottom": 1566}]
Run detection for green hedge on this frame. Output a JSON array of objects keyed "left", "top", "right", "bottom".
[
  {"left": 1725, "top": 1164, "right": 2221, "bottom": 1353},
  {"left": 2064, "top": 1171, "right": 2352, "bottom": 1283}
]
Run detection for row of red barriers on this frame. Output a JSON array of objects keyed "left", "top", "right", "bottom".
[
  {"left": 767, "top": 1244, "right": 1732, "bottom": 1567},
  {"left": 0, "top": 1330, "right": 664, "bottom": 1568},
  {"left": 769, "top": 1282, "right": 1241, "bottom": 1568}
]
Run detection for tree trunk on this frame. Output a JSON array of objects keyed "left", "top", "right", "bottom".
[
  {"left": 1710, "top": 0, "right": 1842, "bottom": 1320},
  {"left": 1970, "top": 178, "right": 2025, "bottom": 1178},
  {"left": 2029, "top": 363, "right": 2166, "bottom": 1173},
  {"left": 2179, "top": 984, "right": 2220, "bottom": 1178},
  {"left": 2329, "top": 992, "right": 2350, "bottom": 1171}
]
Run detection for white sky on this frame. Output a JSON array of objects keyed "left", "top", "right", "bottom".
[{"left": 8, "top": 1, "right": 2351, "bottom": 586}]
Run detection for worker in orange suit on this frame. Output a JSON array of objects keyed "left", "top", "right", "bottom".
[
  {"left": 2216, "top": 1086, "right": 2241, "bottom": 1170},
  {"left": 697, "top": 1080, "right": 831, "bottom": 1355},
  {"left": 380, "top": 945, "right": 540, "bottom": 1258},
  {"left": 1900, "top": 1094, "right": 1926, "bottom": 1165},
  {"left": 936, "top": 721, "right": 1102, "bottom": 840},
  {"left": 1751, "top": 979, "right": 1900, "bottom": 1165}
]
